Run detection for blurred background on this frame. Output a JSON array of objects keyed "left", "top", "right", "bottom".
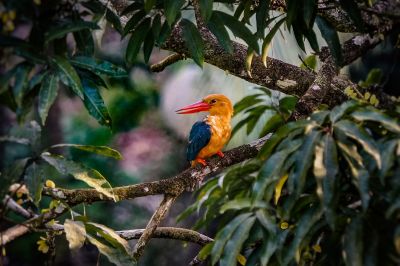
[{"left": 1, "top": 4, "right": 399, "bottom": 266}]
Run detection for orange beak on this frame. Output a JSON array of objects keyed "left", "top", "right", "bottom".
[{"left": 175, "top": 101, "right": 211, "bottom": 114}]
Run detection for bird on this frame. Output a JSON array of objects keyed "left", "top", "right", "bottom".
[{"left": 176, "top": 94, "right": 233, "bottom": 166}]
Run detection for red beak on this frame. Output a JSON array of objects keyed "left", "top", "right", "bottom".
[{"left": 175, "top": 101, "right": 211, "bottom": 114}]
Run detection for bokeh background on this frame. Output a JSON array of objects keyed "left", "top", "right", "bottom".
[{"left": 1, "top": 6, "right": 399, "bottom": 266}]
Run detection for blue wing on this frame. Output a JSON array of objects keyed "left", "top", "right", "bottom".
[{"left": 186, "top": 121, "right": 211, "bottom": 161}]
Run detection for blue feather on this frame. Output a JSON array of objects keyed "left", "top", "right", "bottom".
[{"left": 186, "top": 121, "right": 211, "bottom": 161}]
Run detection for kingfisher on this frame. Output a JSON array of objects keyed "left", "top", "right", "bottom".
[{"left": 176, "top": 94, "right": 233, "bottom": 166}]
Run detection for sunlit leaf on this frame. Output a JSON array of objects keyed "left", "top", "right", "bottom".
[
  {"left": 262, "top": 17, "right": 285, "bottom": 67},
  {"left": 351, "top": 108, "right": 400, "bottom": 134},
  {"left": 274, "top": 174, "right": 288, "bottom": 205},
  {"left": 50, "top": 144, "right": 122, "bottom": 159},
  {"left": 41, "top": 153, "right": 116, "bottom": 201},
  {"left": 64, "top": 219, "right": 86, "bottom": 250}
]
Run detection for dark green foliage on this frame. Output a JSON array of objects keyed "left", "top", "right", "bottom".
[
  {"left": 182, "top": 100, "right": 400, "bottom": 265},
  {"left": 181, "top": 19, "right": 205, "bottom": 67}
]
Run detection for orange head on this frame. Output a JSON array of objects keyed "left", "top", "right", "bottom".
[{"left": 176, "top": 94, "right": 233, "bottom": 117}]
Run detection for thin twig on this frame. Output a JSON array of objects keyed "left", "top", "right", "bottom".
[
  {"left": 132, "top": 195, "right": 177, "bottom": 260},
  {"left": 2, "top": 195, "right": 34, "bottom": 219},
  {"left": 150, "top": 53, "right": 185, "bottom": 72}
]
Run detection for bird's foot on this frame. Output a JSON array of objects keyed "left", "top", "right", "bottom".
[
  {"left": 216, "top": 151, "right": 225, "bottom": 158},
  {"left": 195, "top": 158, "right": 207, "bottom": 166}
]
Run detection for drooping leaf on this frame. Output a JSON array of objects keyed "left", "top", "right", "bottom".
[
  {"left": 245, "top": 48, "right": 255, "bottom": 77},
  {"left": 233, "top": 94, "right": 263, "bottom": 114},
  {"left": 211, "top": 213, "right": 252, "bottom": 265},
  {"left": 213, "top": 11, "right": 259, "bottom": 53},
  {"left": 144, "top": 0, "right": 156, "bottom": 13},
  {"left": 152, "top": 14, "right": 162, "bottom": 38},
  {"left": 378, "top": 139, "right": 398, "bottom": 184},
  {"left": 38, "top": 72, "right": 60, "bottom": 125},
  {"left": 143, "top": 31, "right": 155, "bottom": 63},
  {"left": 123, "top": 10, "right": 147, "bottom": 36},
  {"left": 343, "top": 215, "right": 363, "bottom": 266},
  {"left": 329, "top": 101, "right": 359, "bottom": 123},
  {"left": 50, "top": 144, "right": 122, "bottom": 159},
  {"left": 200, "top": 0, "right": 213, "bottom": 22},
  {"left": 125, "top": 17, "right": 151, "bottom": 64},
  {"left": 81, "top": 1, "right": 123, "bottom": 33},
  {"left": 12, "top": 63, "right": 32, "bottom": 107},
  {"left": 279, "top": 96, "right": 298, "bottom": 114},
  {"left": 70, "top": 56, "right": 127, "bottom": 78},
  {"left": 274, "top": 174, "right": 288, "bottom": 205},
  {"left": 45, "top": 20, "right": 99, "bottom": 44},
  {"left": 351, "top": 108, "right": 400, "bottom": 134},
  {"left": 316, "top": 16, "right": 343, "bottom": 65},
  {"left": 300, "top": 54, "right": 317, "bottom": 70},
  {"left": 82, "top": 79, "right": 112, "bottom": 128},
  {"left": 220, "top": 199, "right": 266, "bottom": 214},
  {"left": 181, "top": 19, "right": 205, "bottom": 67},
  {"left": 0, "top": 158, "right": 29, "bottom": 199},
  {"left": 334, "top": 120, "right": 381, "bottom": 169},
  {"left": 41, "top": 153, "right": 116, "bottom": 201},
  {"left": 258, "top": 113, "right": 285, "bottom": 137},
  {"left": 73, "top": 29, "right": 95, "bottom": 55},
  {"left": 256, "top": 0, "right": 270, "bottom": 38},
  {"left": 164, "top": 0, "right": 185, "bottom": 26},
  {"left": 64, "top": 219, "right": 86, "bottom": 250},
  {"left": 207, "top": 12, "right": 234, "bottom": 54},
  {"left": 121, "top": 2, "right": 143, "bottom": 15},
  {"left": 261, "top": 17, "right": 285, "bottom": 67},
  {"left": 86, "top": 222, "right": 132, "bottom": 253},
  {"left": 52, "top": 55, "right": 84, "bottom": 99},
  {"left": 157, "top": 21, "right": 172, "bottom": 45},
  {"left": 303, "top": 0, "right": 317, "bottom": 29},
  {"left": 219, "top": 216, "right": 256, "bottom": 266}
]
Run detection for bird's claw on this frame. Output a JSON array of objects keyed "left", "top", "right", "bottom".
[
  {"left": 195, "top": 158, "right": 207, "bottom": 166},
  {"left": 216, "top": 151, "right": 225, "bottom": 158}
]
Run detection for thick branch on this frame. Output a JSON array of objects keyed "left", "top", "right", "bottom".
[{"left": 132, "top": 195, "right": 176, "bottom": 260}]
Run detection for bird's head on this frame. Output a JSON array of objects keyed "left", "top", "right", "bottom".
[{"left": 176, "top": 94, "right": 233, "bottom": 117}]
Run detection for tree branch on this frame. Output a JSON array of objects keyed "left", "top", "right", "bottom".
[
  {"left": 150, "top": 53, "right": 185, "bottom": 72},
  {"left": 42, "top": 136, "right": 269, "bottom": 205},
  {"left": 132, "top": 195, "right": 176, "bottom": 260}
]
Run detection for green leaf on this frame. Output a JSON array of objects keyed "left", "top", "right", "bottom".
[
  {"left": 123, "top": 10, "right": 147, "bottom": 36},
  {"left": 378, "top": 140, "right": 398, "bottom": 184},
  {"left": 211, "top": 213, "right": 252, "bottom": 265},
  {"left": 152, "top": 14, "right": 162, "bottom": 38},
  {"left": 14, "top": 47, "right": 47, "bottom": 64},
  {"left": 125, "top": 17, "right": 151, "bottom": 64},
  {"left": 256, "top": 0, "right": 270, "bottom": 38},
  {"left": 258, "top": 120, "right": 309, "bottom": 160},
  {"left": 314, "top": 135, "right": 339, "bottom": 229},
  {"left": 73, "top": 29, "right": 94, "bottom": 55},
  {"left": 24, "top": 162, "right": 44, "bottom": 206},
  {"left": 70, "top": 56, "right": 128, "bottom": 78},
  {"left": 52, "top": 55, "right": 84, "bottom": 99},
  {"left": 29, "top": 71, "right": 47, "bottom": 91},
  {"left": 38, "top": 73, "right": 60, "bottom": 125},
  {"left": 200, "top": 0, "right": 213, "bottom": 22},
  {"left": 82, "top": 79, "right": 112, "bottom": 128},
  {"left": 181, "top": 19, "right": 205, "bottom": 67},
  {"left": 219, "top": 216, "right": 256, "bottom": 266},
  {"left": 303, "top": 0, "right": 317, "bottom": 29},
  {"left": 0, "top": 67, "right": 16, "bottom": 94},
  {"left": 282, "top": 206, "right": 322, "bottom": 265},
  {"left": 157, "top": 21, "right": 172, "bottom": 45},
  {"left": 329, "top": 101, "right": 359, "bottom": 123},
  {"left": 64, "top": 219, "right": 86, "bottom": 250},
  {"left": 207, "top": 12, "right": 234, "bottom": 54},
  {"left": 164, "top": 0, "right": 185, "bottom": 26},
  {"left": 45, "top": 20, "right": 99, "bottom": 44},
  {"left": 288, "top": 130, "right": 321, "bottom": 196},
  {"left": 304, "top": 28, "right": 320, "bottom": 52},
  {"left": 231, "top": 116, "right": 253, "bottom": 137},
  {"left": 144, "top": 0, "right": 156, "bottom": 13},
  {"left": 233, "top": 94, "right": 263, "bottom": 114},
  {"left": 85, "top": 222, "right": 136, "bottom": 266},
  {"left": 213, "top": 11, "right": 259, "bottom": 53},
  {"left": 220, "top": 199, "right": 266, "bottom": 214},
  {"left": 261, "top": 17, "right": 286, "bottom": 66},
  {"left": 121, "top": 2, "right": 143, "bottom": 15},
  {"left": 258, "top": 113, "right": 284, "bottom": 137},
  {"left": 300, "top": 54, "right": 317, "bottom": 70},
  {"left": 81, "top": 1, "right": 123, "bottom": 33},
  {"left": 351, "top": 108, "right": 400, "bottom": 134},
  {"left": 12, "top": 63, "right": 32, "bottom": 107},
  {"left": 334, "top": 120, "right": 381, "bottom": 169},
  {"left": 198, "top": 242, "right": 213, "bottom": 260},
  {"left": 316, "top": 16, "right": 343, "bottom": 65},
  {"left": 338, "top": 0, "right": 365, "bottom": 31},
  {"left": 50, "top": 144, "right": 122, "bottom": 159},
  {"left": 279, "top": 96, "right": 297, "bottom": 113},
  {"left": 0, "top": 158, "right": 29, "bottom": 199},
  {"left": 143, "top": 31, "right": 155, "bottom": 63},
  {"left": 41, "top": 153, "right": 117, "bottom": 201},
  {"left": 343, "top": 215, "right": 363, "bottom": 266}
]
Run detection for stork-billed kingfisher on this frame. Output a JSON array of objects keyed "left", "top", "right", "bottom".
[{"left": 176, "top": 94, "right": 233, "bottom": 166}]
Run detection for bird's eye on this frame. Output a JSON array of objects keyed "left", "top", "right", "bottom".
[{"left": 210, "top": 99, "right": 217, "bottom": 104}]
